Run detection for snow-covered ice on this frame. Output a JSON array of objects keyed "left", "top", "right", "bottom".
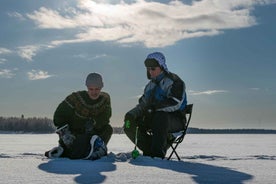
[{"left": 0, "top": 133, "right": 275, "bottom": 184}]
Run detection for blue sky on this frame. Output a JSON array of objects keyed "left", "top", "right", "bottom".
[{"left": 0, "top": 0, "right": 276, "bottom": 129}]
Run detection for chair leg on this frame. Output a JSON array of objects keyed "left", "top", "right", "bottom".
[
  {"left": 167, "top": 143, "right": 181, "bottom": 161},
  {"left": 173, "top": 148, "right": 181, "bottom": 161},
  {"left": 167, "top": 149, "right": 174, "bottom": 160}
]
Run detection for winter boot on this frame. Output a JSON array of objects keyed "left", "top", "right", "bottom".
[
  {"left": 45, "top": 146, "right": 64, "bottom": 158},
  {"left": 84, "top": 135, "right": 107, "bottom": 160}
]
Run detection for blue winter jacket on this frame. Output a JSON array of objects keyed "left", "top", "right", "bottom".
[{"left": 128, "top": 72, "right": 187, "bottom": 118}]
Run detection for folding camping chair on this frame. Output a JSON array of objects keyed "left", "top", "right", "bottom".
[{"left": 167, "top": 104, "right": 193, "bottom": 161}]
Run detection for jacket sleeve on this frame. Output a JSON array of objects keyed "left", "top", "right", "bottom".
[
  {"left": 126, "top": 93, "right": 149, "bottom": 119},
  {"left": 53, "top": 99, "right": 74, "bottom": 128},
  {"left": 154, "top": 74, "right": 186, "bottom": 112}
]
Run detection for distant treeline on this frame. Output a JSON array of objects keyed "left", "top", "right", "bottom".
[
  {"left": 0, "top": 116, "right": 125, "bottom": 134},
  {"left": 187, "top": 128, "right": 276, "bottom": 134},
  {"left": 0, "top": 116, "right": 55, "bottom": 133},
  {"left": 0, "top": 116, "right": 275, "bottom": 134},
  {"left": 113, "top": 127, "right": 276, "bottom": 134}
]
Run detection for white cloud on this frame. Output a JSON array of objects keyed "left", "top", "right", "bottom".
[
  {"left": 0, "top": 69, "right": 16, "bottom": 78},
  {"left": 17, "top": 45, "right": 40, "bottom": 61},
  {"left": 73, "top": 53, "right": 107, "bottom": 60},
  {"left": 7, "top": 12, "right": 26, "bottom": 20},
  {"left": 0, "top": 58, "right": 7, "bottom": 64},
  {"left": 25, "top": 0, "right": 276, "bottom": 48},
  {"left": 91, "top": 54, "right": 107, "bottom": 60},
  {"left": 189, "top": 89, "right": 229, "bottom": 95},
  {"left": 27, "top": 70, "right": 53, "bottom": 80},
  {"left": 27, "top": 7, "right": 77, "bottom": 29},
  {"left": 0, "top": 48, "right": 12, "bottom": 55},
  {"left": 17, "top": 44, "right": 57, "bottom": 61}
]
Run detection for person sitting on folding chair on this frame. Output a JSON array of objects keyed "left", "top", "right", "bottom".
[{"left": 124, "top": 52, "right": 187, "bottom": 159}]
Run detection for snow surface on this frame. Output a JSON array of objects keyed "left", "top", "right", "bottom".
[{"left": 0, "top": 133, "right": 275, "bottom": 184}]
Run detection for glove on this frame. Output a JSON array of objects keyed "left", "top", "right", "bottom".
[
  {"left": 124, "top": 112, "right": 135, "bottom": 129},
  {"left": 85, "top": 119, "right": 96, "bottom": 134},
  {"left": 56, "top": 124, "right": 76, "bottom": 147}
]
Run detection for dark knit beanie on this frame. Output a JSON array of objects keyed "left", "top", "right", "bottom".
[
  {"left": 85, "top": 73, "right": 104, "bottom": 88},
  {"left": 144, "top": 58, "right": 160, "bottom": 67}
]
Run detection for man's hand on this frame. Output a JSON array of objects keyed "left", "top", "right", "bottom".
[
  {"left": 56, "top": 124, "right": 76, "bottom": 147},
  {"left": 61, "top": 133, "right": 76, "bottom": 147}
]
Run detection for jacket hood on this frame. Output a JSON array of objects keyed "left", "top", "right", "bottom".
[{"left": 144, "top": 52, "right": 169, "bottom": 73}]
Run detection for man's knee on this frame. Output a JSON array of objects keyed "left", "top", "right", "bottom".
[
  {"left": 98, "top": 124, "right": 113, "bottom": 145},
  {"left": 153, "top": 111, "right": 169, "bottom": 125},
  {"left": 105, "top": 124, "right": 113, "bottom": 135},
  {"left": 123, "top": 122, "right": 136, "bottom": 143},
  {"left": 123, "top": 117, "right": 140, "bottom": 136}
]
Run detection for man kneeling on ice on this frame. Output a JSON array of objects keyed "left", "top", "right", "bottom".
[{"left": 45, "top": 73, "right": 113, "bottom": 160}]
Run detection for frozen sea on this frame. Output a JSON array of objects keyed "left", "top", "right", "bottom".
[{"left": 0, "top": 133, "right": 275, "bottom": 184}]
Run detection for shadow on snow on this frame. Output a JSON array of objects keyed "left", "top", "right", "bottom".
[
  {"left": 38, "top": 158, "right": 116, "bottom": 184},
  {"left": 38, "top": 154, "right": 253, "bottom": 184},
  {"left": 130, "top": 157, "right": 253, "bottom": 184}
]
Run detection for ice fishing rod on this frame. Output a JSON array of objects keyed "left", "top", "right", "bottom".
[{"left": 132, "top": 126, "right": 140, "bottom": 159}]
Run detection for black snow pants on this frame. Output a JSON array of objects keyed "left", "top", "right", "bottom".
[{"left": 124, "top": 111, "right": 184, "bottom": 158}]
